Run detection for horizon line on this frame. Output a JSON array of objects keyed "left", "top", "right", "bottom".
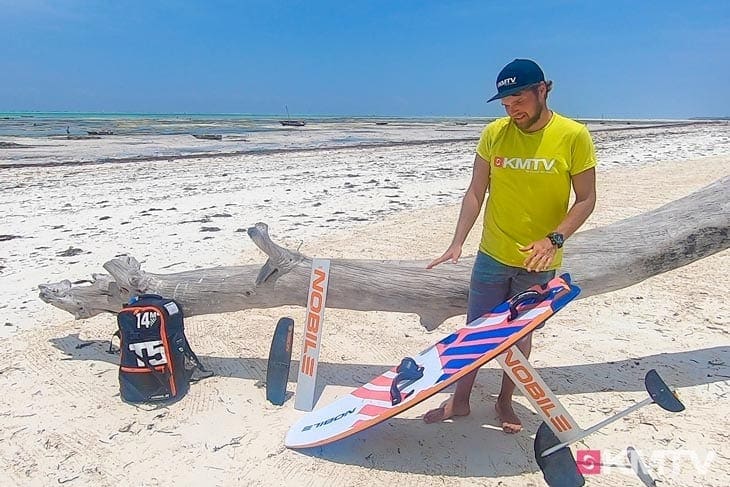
[{"left": 1, "top": 110, "right": 728, "bottom": 121}]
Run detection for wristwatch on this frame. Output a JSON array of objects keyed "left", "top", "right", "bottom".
[{"left": 547, "top": 232, "right": 565, "bottom": 249}]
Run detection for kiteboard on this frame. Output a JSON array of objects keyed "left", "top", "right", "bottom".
[{"left": 285, "top": 273, "right": 581, "bottom": 448}]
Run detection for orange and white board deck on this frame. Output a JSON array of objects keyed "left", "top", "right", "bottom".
[{"left": 285, "top": 274, "right": 581, "bottom": 449}]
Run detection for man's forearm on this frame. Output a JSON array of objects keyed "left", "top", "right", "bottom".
[
  {"left": 451, "top": 192, "right": 484, "bottom": 247},
  {"left": 555, "top": 197, "right": 595, "bottom": 240}
]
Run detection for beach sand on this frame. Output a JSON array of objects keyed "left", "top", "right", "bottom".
[{"left": 0, "top": 126, "right": 728, "bottom": 486}]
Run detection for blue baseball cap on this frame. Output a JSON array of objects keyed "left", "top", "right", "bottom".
[{"left": 487, "top": 59, "right": 545, "bottom": 102}]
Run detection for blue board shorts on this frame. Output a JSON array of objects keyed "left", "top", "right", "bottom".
[{"left": 467, "top": 251, "right": 556, "bottom": 326}]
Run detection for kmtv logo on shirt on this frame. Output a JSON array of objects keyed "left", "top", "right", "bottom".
[{"left": 493, "top": 156, "right": 556, "bottom": 173}]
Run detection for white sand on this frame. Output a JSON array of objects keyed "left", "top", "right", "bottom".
[
  {"left": 2, "top": 122, "right": 729, "bottom": 337},
  {"left": 0, "top": 124, "right": 728, "bottom": 486}
]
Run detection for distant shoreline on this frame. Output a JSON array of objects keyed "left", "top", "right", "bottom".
[
  {"left": 2, "top": 110, "right": 724, "bottom": 118},
  {"left": 0, "top": 120, "right": 722, "bottom": 170}
]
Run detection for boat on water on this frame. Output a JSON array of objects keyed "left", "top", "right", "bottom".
[
  {"left": 279, "top": 105, "right": 306, "bottom": 127},
  {"left": 192, "top": 134, "right": 223, "bottom": 140},
  {"left": 87, "top": 130, "right": 114, "bottom": 135}
]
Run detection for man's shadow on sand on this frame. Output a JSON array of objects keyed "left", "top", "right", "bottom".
[{"left": 50, "top": 334, "right": 729, "bottom": 479}]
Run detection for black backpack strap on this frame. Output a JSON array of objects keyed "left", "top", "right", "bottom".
[
  {"left": 108, "top": 330, "right": 121, "bottom": 354},
  {"left": 183, "top": 337, "right": 214, "bottom": 381},
  {"left": 133, "top": 351, "right": 171, "bottom": 391}
]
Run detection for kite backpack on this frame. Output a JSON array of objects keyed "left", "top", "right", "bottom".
[{"left": 112, "top": 294, "right": 210, "bottom": 403}]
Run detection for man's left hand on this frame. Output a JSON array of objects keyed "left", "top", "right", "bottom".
[{"left": 520, "top": 238, "right": 557, "bottom": 272}]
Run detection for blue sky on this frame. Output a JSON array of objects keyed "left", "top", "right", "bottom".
[{"left": 1, "top": 0, "right": 728, "bottom": 118}]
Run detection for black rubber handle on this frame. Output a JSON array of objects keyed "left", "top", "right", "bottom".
[
  {"left": 507, "top": 289, "right": 549, "bottom": 321},
  {"left": 390, "top": 357, "right": 424, "bottom": 406}
]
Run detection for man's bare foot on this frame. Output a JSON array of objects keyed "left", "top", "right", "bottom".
[
  {"left": 422, "top": 396, "right": 470, "bottom": 424},
  {"left": 495, "top": 399, "right": 522, "bottom": 433}
]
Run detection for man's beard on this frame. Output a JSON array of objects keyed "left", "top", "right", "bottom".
[{"left": 515, "top": 104, "right": 545, "bottom": 131}]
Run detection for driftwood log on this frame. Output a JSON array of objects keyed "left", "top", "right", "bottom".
[{"left": 39, "top": 176, "right": 729, "bottom": 330}]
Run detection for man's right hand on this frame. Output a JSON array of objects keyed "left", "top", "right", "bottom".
[{"left": 426, "top": 244, "right": 462, "bottom": 269}]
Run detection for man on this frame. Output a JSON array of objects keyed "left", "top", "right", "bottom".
[{"left": 423, "top": 59, "right": 597, "bottom": 433}]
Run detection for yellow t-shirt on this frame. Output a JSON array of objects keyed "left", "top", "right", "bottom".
[{"left": 475, "top": 112, "right": 596, "bottom": 269}]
